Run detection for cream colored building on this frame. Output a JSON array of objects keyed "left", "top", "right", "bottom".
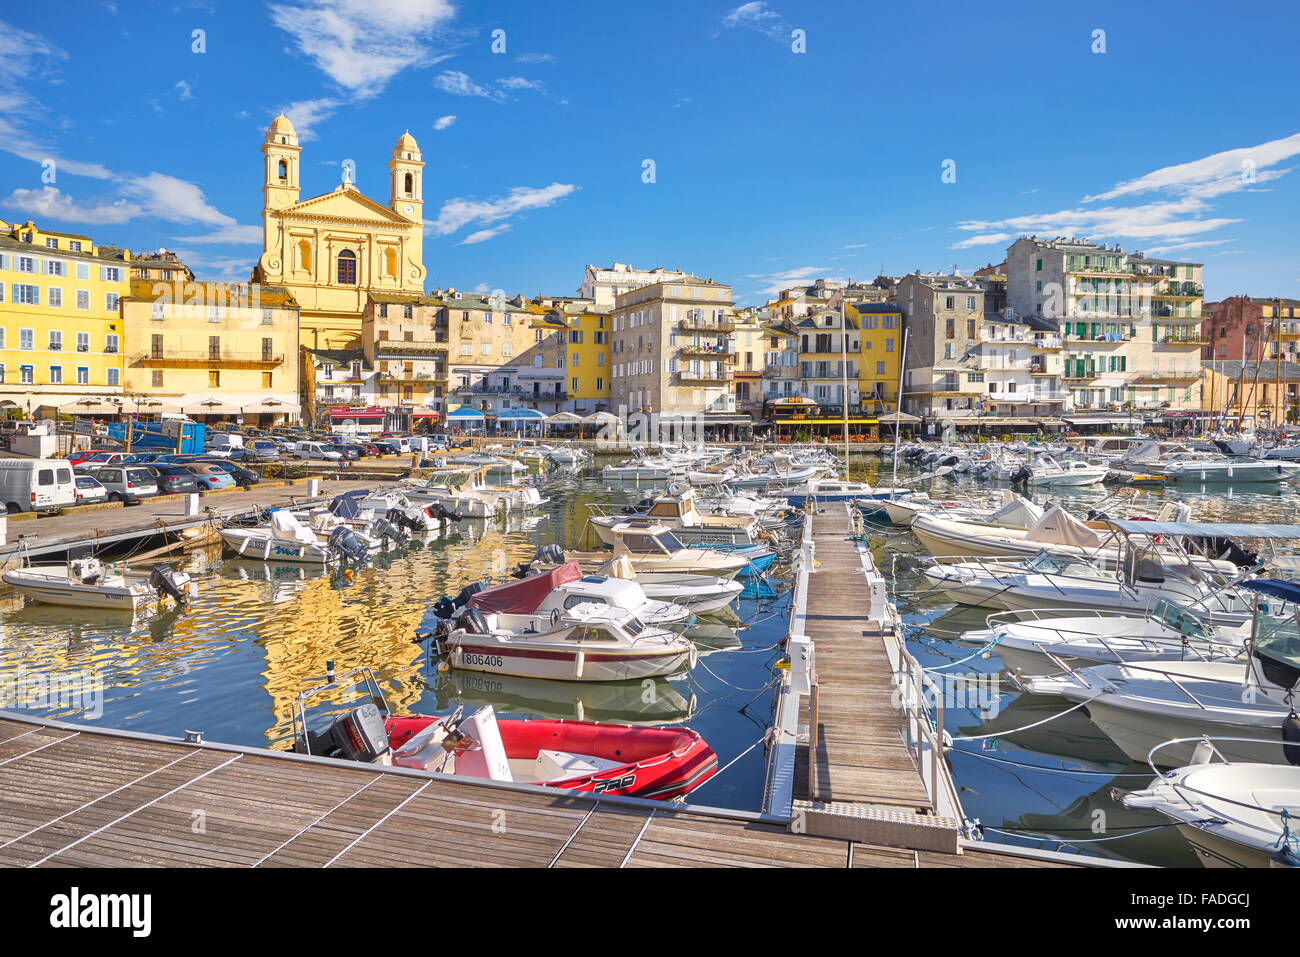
[
  {"left": 609, "top": 277, "right": 741, "bottom": 427},
  {"left": 253, "top": 115, "right": 426, "bottom": 352},
  {"left": 578, "top": 263, "right": 693, "bottom": 309}
]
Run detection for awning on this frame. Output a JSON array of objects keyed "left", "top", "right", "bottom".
[
  {"left": 1063, "top": 416, "right": 1134, "bottom": 426},
  {"left": 876, "top": 411, "right": 920, "bottom": 423},
  {"left": 446, "top": 407, "right": 487, "bottom": 420},
  {"left": 411, "top": 410, "right": 442, "bottom": 418},
  {"left": 767, "top": 397, "right": 818, "bottom": 407},
  {"left": 57, "top": 397, "right": 127, "bottom": 414},
  {"left": 1108, "top": 520, "right": 1300, "bottom": 539},
  {"left": 497, "top": 408, "right": 549, "bottom": 421},
  {"left": 583, "top": 411, "right": 620, "bottom": 424},
  {"left": 548, "top": 411, "right": 583, "bottom": 424},
  {"left": 700, "top": 415, "right": 754, "bottom": 425}
]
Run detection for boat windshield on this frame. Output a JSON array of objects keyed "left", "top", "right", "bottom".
[
  {"left": 1252, "top": 603, "right": 1300, "bottom": 672},
  {"left": 1149, "top": 597, "right": 1213, "bottom": 641},
  {"left": 656, "top": 532, "right": 685, "bottom": 552}
]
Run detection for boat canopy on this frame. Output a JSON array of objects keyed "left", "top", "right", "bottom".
[
  {"left": 1240, "top": 578, "right": 1300, "bottom": 604},
  {"left": 1024, "top": 504, "right": 1103, "bottom": 549},
  {"left": 1107, "top": 520, "right": 1300, "bottom": 539},
  {"left": 468, "top": 562, "right": 583, "bottom": 614}
]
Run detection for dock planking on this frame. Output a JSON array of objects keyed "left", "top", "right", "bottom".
[
  {"left": 0, "top": 713, "right": 1085, "bottom": 867},
  {"left": 800, "top": 509, "right": 933, "bottom": 811}
]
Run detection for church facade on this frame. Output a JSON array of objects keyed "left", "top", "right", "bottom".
[{"left": 253, "top": 114, "right": 427, "bottom": 350}]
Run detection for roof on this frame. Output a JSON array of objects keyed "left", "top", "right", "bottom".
[
  {"left": 306, "top": 348, "right": 367, "bottom": 366},
  {"left": 124, "top": 278, "right": 299, "bottom": 308},
  {"left": 1107, "top": 520, "right": 1300, "bottom": 539},
  {"left": 1204, "top": 360, "right": 1300, "bottom": 381},
  {"left": 851, "top": 302, "right": 903, "bottom": 314},
  {"left": 0, "top": 232, "right": 125, "bottom": 264}
]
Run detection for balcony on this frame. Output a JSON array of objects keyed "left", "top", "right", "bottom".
[
  {"left": 675, "top": 371, "right": 732, "bottom": 385},
  {"left": 134, "top": 350, "right": 284, "bottom": 368},
  {"left": 1061, "top": 367, "right": 1097, "bottom": 380},
  {"left": 449, "top": 384, "right": 527, "bottom": 396},
  {"left": 1064, "top": 332, "right": 1132, "bottom": 344},
  {"left": 763, "top": 362, "right": 800, "bottom": 377},
  {"left": 378, "top": 372, "right": 439, "bottom": 385},
  {"left": 1159, "top": 335, "right": 1209, "bottom": 346},
  {"left": 1028, "top": 359, "right": 1058, "bottom": 375},
  {"left": 1131, "top": 369, "right": 1201, "bottom": 383},
  {"left": 375, "top": 338, "right": 450, "bottom": 357},
  {"left": 678, "top": 345, "right": 736, "bottom": 362},
  {"left": 1029, "top": 336, "right": 1063, "bottom": 350},
  {"left": 678, "top": 317, "right": 734, "bottom": 334}
]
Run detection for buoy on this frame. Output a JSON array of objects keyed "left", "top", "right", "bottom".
[{"left": 1283, "top": 711, "right": 1300, "bottom": 767}]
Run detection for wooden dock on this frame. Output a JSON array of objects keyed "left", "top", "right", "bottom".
[
  {"left": 0, "top": 713, "right": 1093, "bottom": 868},
  {"left": 0, "top": 478, "right": 382, "bottom": 562}
]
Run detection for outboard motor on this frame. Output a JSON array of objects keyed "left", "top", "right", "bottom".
[
  {"left": 327, "top": 526, "right": 369, "bottom": 562},
  {"left": 456, "top": 607, "right": 490, "bottom": 635},
  {"left": 433, "top": 596, "right": 458, "bottom": 619},
  {"left": 1010, "top": 465, "right": 1033, "bottom": 486},
  {"left": 370, "top": 517, "right": 408, "bottom": 547},
  {"left": 425, "top": 502, "right": 462, "bottom": 523},
  {"left": 533, "top": 543, "right": 565, "bottom": 565},
  {"left": 148, "top": 564, "right": 189, "bottom": 606},
  {"left": 297, "top": 703, "right": 390, "bottom": 762},
  {"left": 385, "top": 507, "right": 423, "bottom": 534}
]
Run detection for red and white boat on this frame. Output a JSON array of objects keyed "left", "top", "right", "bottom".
[{"left": 293, "top": 668, "right": 718, "bottom": 801}]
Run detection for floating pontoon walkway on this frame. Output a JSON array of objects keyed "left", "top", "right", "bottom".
[{"left": 0, "top": 713, "right": 1094, "bottom": 868}]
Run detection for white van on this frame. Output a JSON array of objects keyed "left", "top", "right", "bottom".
[
  {"left": 292, "top": 441, "right": 342, "bottom": 461},
  {"left": 0, "top": 458, "right": 78, "bottom": 513}
]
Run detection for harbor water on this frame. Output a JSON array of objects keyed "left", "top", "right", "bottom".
[{"left": 0, "top": 467, "right": 786, "bottom": 813}]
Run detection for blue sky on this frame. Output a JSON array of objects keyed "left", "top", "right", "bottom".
[{"left": 1, "top": 0, "right": 1297, "bottom": 305}]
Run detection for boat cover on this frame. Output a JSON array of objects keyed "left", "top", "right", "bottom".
[
  {"left": 468, "top": 562, "right": 584, "bottom": 614},
  {"left": 1108, "top": 520, "right": 1300, "bottom": 539},
  {"left": 601, "top": 555, "right": 637, "bottom": 580},
  {"left": 1024, "top": 504, "right": 1103, "bottom": 548},
  {"left": 270, "top": 509, "right": 317, "bottom": 544},
  {"left": 986, "top": 494, "right": 1044, "bottom": 530}
]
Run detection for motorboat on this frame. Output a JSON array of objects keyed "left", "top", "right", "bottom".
[
  {"left": 1120, "top": 742, "right": 1300, "bottom": 868},
  {"left": 219, "top": 508, "right": 386, "bottom": 563},
  {"left": 593, "top": 554, "right": 743, "bottom": 612},
  {"left": 2, "top": 557, "right": 193, "bottom": 612},
  {"left": 546, "top": 447, "right": 591, "bottom": 466},
  {"left": 1152, "top": 453, "right": 1300, "bottom": 484},
  {"left": 294, "top": 669, "right": 717, "bottom": 800},
  {"left": 966, "top": 600, "right": 1248, "bottom": 677},
  {"left": 726, "top": 465, "right": 823, "bottom": 490},
  {"left": 436, "top": 561, "right": 693, "bottom": 629},
  {"left": 1022, "top": 456, "right": 1108, "bottom": 488},
  {"left": 588, "top": 485, "right": 766, "bottom": 547},
  {"left": 922, "top": 548, "right": 1254, "bottom": 626}
]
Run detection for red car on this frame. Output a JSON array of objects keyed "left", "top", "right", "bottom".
[{"left": 68, "top": 449, "right": 119, "bottom": 466}]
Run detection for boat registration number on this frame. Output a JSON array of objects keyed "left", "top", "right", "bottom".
[{"left": 460, "top": 652, "right": 504, "bottom": 669}]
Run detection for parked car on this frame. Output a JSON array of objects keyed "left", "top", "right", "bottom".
[
  {"left": 239, "top": 439, "right": 282, "bottom": 462},
  {"left": 292, "top": 441, "right": 343, "bottom": 461},
  {"left": 73, "top": 474, "right": 109, "bottom": 505},
  {"left": 148, "top": 465, "right": 201, "bottom": 495},
  {"left": 193, "top": 460, "right": 259, "bottom": 488},
  {"left": 184, "top": 464, "right": 238, "bottom": 491},
  {"left": 92, "top": 466, "right": 160, "bottom": 504},
  {"left": 72, "top": 451, "right": 129, "bottom": 470},
  {"left": 68, "top": 448, "right": 118, "bottom": 466}
]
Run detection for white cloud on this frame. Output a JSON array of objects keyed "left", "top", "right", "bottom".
[
  {"left": 167, "top": 247, "right": 256, "bottom": 283},
  {"left": 3, "top": 186, "right": 137, "bottom": 225},
  {"left": 433, "top": 69, "right": 547, "bottom": 101},
  {"left": 498, "top": 76, "right": 541, "bottom": 91},
  {"left": 267, "top": 0, "right": 457, "bottom": 97},
  {"left": 744, "top": 266, "right": 843, "bottom": 297},
  {"left": 722, "top": 2, "right": 789, "bottom": 42},
  {"left": 514, "top": 52, "right": 555, "bottom": 65},
  {"left": 428, "top": 183, "right": 578, "bottom": 242},
  {"left": 276, "top": 97, "right": 342, "bottom": 142},
  {"left": 173, "top": 224, "right": 263, "bottom": 245},
  {"left": 175, "top": 79, "right": 193, "bottom": 100},
  {"left": 950, "top": 133, "right": 1300, "bottom": 252},
  {"left": 433, "top": 114, "right": 456, "bottom": 130}
]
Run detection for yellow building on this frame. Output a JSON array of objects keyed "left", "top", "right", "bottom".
[
  {"left": 253, "top": 115, "right": 426, "bottom": 352},
  {"left": 120, "top": 279, "right": 301, "bottom": 424},
  {"left": 851, "top": 302, "right": 903, "bottom": 415},
  {"left": 732, "top": 308, "right": 764, "bottom": 419},
  {"left": 0, "top": 219, "right": 129, "bottom": 418},
  {"left": 528, "top": 296, "right": 611, "bottom": 413}
]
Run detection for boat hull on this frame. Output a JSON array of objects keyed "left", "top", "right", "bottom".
[{"left": 446, "top": 637, "right": 694, "bottom": 682}]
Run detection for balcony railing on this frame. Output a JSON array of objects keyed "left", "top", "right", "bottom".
[
  {"left": 1159, "top": 335, "right": 1209, "bottom": 345},
  {"left": 763, "top": 362, "right": 800, "bottom": 377},
  {"left": 678, "top": 317, "right": 734, "bottom": 334},
  {"left": 1030, "top": 336, "right": 1064, "bottom": 349},
  {"left": 375, "top": 338, "right": 450, "bottom": 356},
  {"left": 675, "top": 371, "right": 732, "bottom": 384},
  {"left": 135, "top": 350, "right": 283, "bottom": 367},
  {"left": 1131, "top": 369, "right": 1201, "bottom": 382},
  {"left": 678, "top": 345, "right": 736, "bottom": 362}
]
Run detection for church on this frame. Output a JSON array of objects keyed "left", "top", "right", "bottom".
[{"left": 252, "top": 114, "right": 427, "bottom": 350}]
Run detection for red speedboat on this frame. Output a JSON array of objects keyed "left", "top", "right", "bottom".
[{"left": 293, "top": 666, "right": 718, "bottom": 801}]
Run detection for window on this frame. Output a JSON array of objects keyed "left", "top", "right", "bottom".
[
  {"left": 69, "top": 241, "right": 81, "bottom": 252},
  {"left": 571, "top": 376, "right": 579, "bottom": 391},
  {"left": 208, "top": 336, "right": 221, "bottom": 360},
  {"left": 76, "top": 290, "right": 89, "bottom": 310},
  {"left": 151, "top": 370, "right": 164, "bottom": 388},
  {"left": 106, "top": 367, "right": 119, "bottom": 386},
  {"left": 48, "top": 330, "right": 62, "bottom": 351},
  {"left": 19, "top": 328, "right": 33, "bottom": 350},
  {"left": 13, "top": 284, "right": 38, "bottom": 305},
  {"left": 76, "top": 367, "right": 89, "bottom": 385},
  {"left": 151, "top": 333, "right": 164, "bottom": 358},
  {"left": 48, "top": 288, "right": 62, "bottom": 308},
  {"left": 99, "top": 266, "right": 121, "bottom": 282},
  {"left": 49, "top": 365, "right": 62, "bottom": 384},
  {"left": 16, "top": 256, "right": 34, "bottom": 273},
  {"left": 502, "top": 342, "right": 513, "bottom": 357},
  {"left": 105, "top": 292, "right": 119, "bottom": 311},
  {"left": 481, "top": 343, "right": 492, "bottom": 355},
  {"left": 20, "top": 365, "right": 33, "bottom": 385},
  {"left": 105, "top": 334, "right": 119, "bottom": 354},
  {"left": 262, "top": 308, "right": 273, "bottom": 325},
  {"left": 262, "top": 372, "right": 273, "bottom": 388},
  {"left": 336, "top": 250, "right": 357, "bottom": 284},
  {"left": 208, "top": 370, "right": 221, "bottom": 388},
  {"left": 459, "top": 343, "right": 472, "bottom": 355},
  {"left": 47, "top": 259, "right": 65, "bottom": 276}
]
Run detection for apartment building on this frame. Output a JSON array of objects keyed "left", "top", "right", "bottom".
[
  {"left": 731, "top": 308, "right": 764, "bottom": 419},
  {"left": 0, "top": 219, "right": 129, "bottom": 418},
  {"left": 896, "top": 272, "right": 989, "bottom": 419},
  {"left": 445, "top": 292, "right": 568, "bottom": 415},
  {"left": 852, "top": 302, "right": 903, "bottom": 415},
  {"left": 360, "top": 292, "right": 450, "bottom": 423},
  {"left": 120, "top": 279, "right": 300, "bottom": 424},
  {"left": 304, "top": 347, "right": 377, "bottom": 422},
  {"left": 609, "top": 277, "right": 741, "bottom": 426},
  {"left": 1204, "top": 296, "right": 1300, "bottom": 364},
  {"left": 528, "top": 296, "right": 612, "bottom": 414},
  {"left": 1006, "top": 237, "right": 1203, "bottom": 413},
  {"left": 578, "top": 262, "right": 693, "bottom": 309}
]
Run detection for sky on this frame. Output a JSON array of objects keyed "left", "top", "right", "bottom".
[{"left": 1, "top": 0, "right": 1297, "bottom": 306}]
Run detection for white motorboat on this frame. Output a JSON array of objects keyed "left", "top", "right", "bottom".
[
  {"left": 923, "top": 549, "right": 1253, "bottom": 626},
  {"left": 546, "top": 447, "right": 590, "bottom": 466},
  {"left": 1120, "top": 744, "right": 1300, "bottom": 868},
  {"left": 442, "top": 561, "right": 692, "bottom": 628},
  {"left": 1023, "top": 456, "right": 1108, "bottom": 487},
  {"left": 968, "top": 601, "right": 1248, "bottom": 677},
  {"left": 436, "top": 601, "right": 696, "bottom": 682},
  {"left": 2, "top": 557, "right": 193, "bottom": 612},
  {"left": 1154, "top": 453, "right": 1300, "bottom": 484},
  {"left": 588, "top": 486, "right": 764, "bottom": 547},
  {"left": 595, "top": 554, "right": 743, "bottom": 612},
  {"left": 219, "top": 509, "right": 384, "bottom": 563},
  {"left": 727, "top": 465, "right": 823, "bottom": 490},
  {"left": 874, "top": 489, "right": 1036, "bottom": 529}
]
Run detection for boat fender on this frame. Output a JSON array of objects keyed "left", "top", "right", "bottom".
[{"left": 1284, "top": 711, "right": 1300, "bottom": 767}]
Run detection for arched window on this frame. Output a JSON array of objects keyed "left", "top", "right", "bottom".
[
  {"left": 404, "top": 172, "right": 414, "bottom": 196},
  {"left": 337, "top": 249, "right": 357, "bottom": 285},
  {"left": 384, "top": 247, "right": 397, "bottom": 279},
  {"left": 297, "top": 239, "right": 312, "bottom": 272},
  {"left": 277, "top": 159, "right": 288, "bottom": 181}
]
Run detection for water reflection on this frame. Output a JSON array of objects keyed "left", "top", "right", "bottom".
[{"left": 0, "top": 471, "right": 786, "bottom": 812}]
